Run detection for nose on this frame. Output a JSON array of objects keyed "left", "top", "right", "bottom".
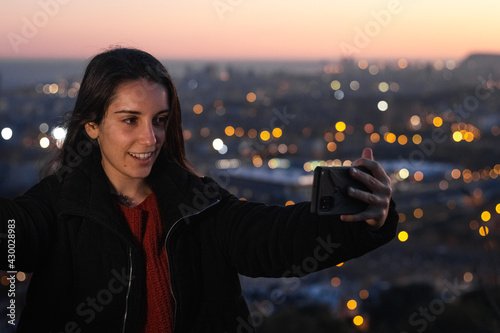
[{"left": 138, "top": 122, "right": 157, "bottom": 146}]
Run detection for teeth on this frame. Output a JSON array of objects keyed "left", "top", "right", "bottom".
[{"left": 129, "top": 152, "right": 153, "bottom": 160}]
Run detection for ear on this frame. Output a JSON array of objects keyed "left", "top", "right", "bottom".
[{"left": 85, "top": 122, "right": 100, "bottom": 139}]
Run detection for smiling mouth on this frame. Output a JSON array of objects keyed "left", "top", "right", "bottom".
[{"left": 128, "top": 152, "right": 154, "bottom": 160}]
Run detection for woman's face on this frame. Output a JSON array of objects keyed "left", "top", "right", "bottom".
[{"left": 85, "top": 78, "right": 168, "bottom": 188}]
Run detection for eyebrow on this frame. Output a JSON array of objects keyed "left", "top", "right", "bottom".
[{"left": 114, "top": 109, "right": 169, "bottom": 115}]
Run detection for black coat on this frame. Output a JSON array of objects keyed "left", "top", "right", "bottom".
[{"left": 0, "top": 150, "right": 398, "bottom": 332}]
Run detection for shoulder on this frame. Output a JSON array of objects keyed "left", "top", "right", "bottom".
[{"left": 25, "top": 174, "right": 63, "bottom": 197}]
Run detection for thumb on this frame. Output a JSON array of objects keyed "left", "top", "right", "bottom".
[{"left": 362, "top": 148, "right": 374, "bottom": 160}]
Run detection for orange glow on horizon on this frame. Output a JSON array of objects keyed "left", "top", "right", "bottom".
[{"left": 1, "top": 2, "right": 500, "bottom": 60}]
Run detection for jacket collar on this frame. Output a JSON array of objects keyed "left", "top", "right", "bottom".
[{"left": 58, "top": 144, "right": 220, "bottom": 235}]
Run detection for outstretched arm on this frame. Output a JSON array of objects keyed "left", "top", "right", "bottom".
[{"left": 209, "top": 168, "right": 398, "bottom": 278}]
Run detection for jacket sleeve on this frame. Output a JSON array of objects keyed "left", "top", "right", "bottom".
[
  {"left": 212, "top": 188, "right": 398, "bottom": 278},
  {"left": 0, "top": 175, "right": 60, "bottom": 272}
]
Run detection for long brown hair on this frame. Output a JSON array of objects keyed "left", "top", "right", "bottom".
[{"left": 42, "top": 47, "right": 194, "bottom": 177}]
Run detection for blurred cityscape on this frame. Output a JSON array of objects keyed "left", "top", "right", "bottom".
[{"left": 1, "top": 54, "right": 500, "bottom": 332}]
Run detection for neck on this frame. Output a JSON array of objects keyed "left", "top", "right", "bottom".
[{"left": 108, "top": 179, "right": 152, "bottom": 207}]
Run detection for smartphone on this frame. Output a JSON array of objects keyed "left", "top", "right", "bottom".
[{"left": 311, "top": 166, "right": 372, "bottom": 215}]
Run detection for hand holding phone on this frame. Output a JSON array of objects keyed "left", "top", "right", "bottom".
[{"left": 311, "top": 166, "right": 372, "bottom": 215}]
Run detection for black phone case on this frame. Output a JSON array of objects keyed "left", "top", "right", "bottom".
[{"left": 311, "top": 166, "right": 372, "bottom": 215}]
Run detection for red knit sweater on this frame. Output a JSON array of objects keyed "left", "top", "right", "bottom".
[{"left": 118, "top": 193, "right": 174, "bottom": 333}]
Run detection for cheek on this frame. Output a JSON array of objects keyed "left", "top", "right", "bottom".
[
  {"left": 101, "top": 128, "right": 133, "bottom": 152},
  {"left": 155, "top": 128, "right": 166, "bottom": 144}
]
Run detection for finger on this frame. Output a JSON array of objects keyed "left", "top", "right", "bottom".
[
  {"left": 361, "top": 148, "right": 373, "bottom": 160},
  {"left": 351, "top": 148, "right": 373, "bottom": 167},
  {"left": 347, "top": 186, "right": 389, "bottom": 206},
  {"left": 350, "top": 165, "right": 391, "bottom": 189},
  {"left": 352, "top": 160, "right": 391, "bottom": 188},
  {"left": 340, "top": 210, "right": 380, "bottom": 224}
]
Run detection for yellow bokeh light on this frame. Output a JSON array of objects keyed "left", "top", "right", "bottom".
[
  {"left": 479, "top": 226, "right": 489, "bottom": 236},
  {"left": 353, "top": 315, "right": 364, "bottom": 326},
  {"left": 433, "top": 116, "right": 443, "bottom": 127},
  {"left": 451, "top": 169, "right": 461, "bottom": 179},
  {"left": 252, "top": 155, "right": 263, "bottom": 168},
  {"left": 335, "top": 132, "right": 345, "bottom": 142},
  {"left": 496, "top": 203, "right": 500, "bottom": 214},
  {"left": 412, "top": 134, "right": 422, "bottom": 144},
  {"left": 260, "top": 130, "right": 271, "bottom": 141},
  {"left": 335, "top": 121, "right": 346, "bottom": 132},
  {"left": 414, "top": 208, "right": 424, "bottom": 218},
  {"left": 268, "top": 159, "right": 278, "bottom": 169},
  {"left": 384, "top": 132, "right": 396, "bottom": 143},
  {"left": 336, "top": 262, "right": 344, "bottom": 267},
  {"left": 246, "top": 92, "right": 257, "bottom": 103},
  {"left": 370, "top": 133, "right": 380, "bottom": 143},
  {"left": 272, "top": 127, "right": 283, "bottom": 138},
  {"left": 225, "top": 126, "right": 235, "bottom": 136},
  {"left": 481, "top": 211, "right": 491, "bottom": 222},
  {"left": 398, "top": 135, "right": 408, "bottom": 145},
  {"left": 347, "top": 300, "right": 358, "bottom": 310},
  {"left": 327, "top": 142, "right": 337, "bottom": 152},
  {"left": 16, "top": 271, "right": 26, "bottom": 282},
  {"left": 49, "top": 83, "right": 59, "bottom": 94},
  {"left": 464, "top": 132, "right": 474, "bottom": 142},
  {"left": 453, "top": 131, "right": 463, "bottom": 142},
  {"left": 463, "top": 272, "right": 473, "bottom": 283},
  {"left": 398, "top": 231, "right": 409, "bottom": 242},
  {"left": 398, "top": 168, "right": 410, "bottom": 180},
  {"left": 285, "top": 200, "right": 295, "bottom": 206},
  {"left": 378, "top": 82, "right": 389, "bottom": 92},
  {"left": 330, "top": 80, "right": 341, "bottom": 90},
  {"left": 193, "top": 104, "right": 203, "bottom": 114}
]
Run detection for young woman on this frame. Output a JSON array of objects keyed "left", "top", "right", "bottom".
[{"left": 0, "top": 48, "right": 398, "bottom": 333}]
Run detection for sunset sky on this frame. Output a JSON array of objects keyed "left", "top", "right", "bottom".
[{"left": 1, "top": 0, "right": 499, "bottom": 61}]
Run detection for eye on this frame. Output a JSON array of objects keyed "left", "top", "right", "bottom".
[
  {"left": 153, "top": 115, "right": 169, "bottom": 126},
  {"left": 123, "top": 117, "right": 138, "bottom": 125}
]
